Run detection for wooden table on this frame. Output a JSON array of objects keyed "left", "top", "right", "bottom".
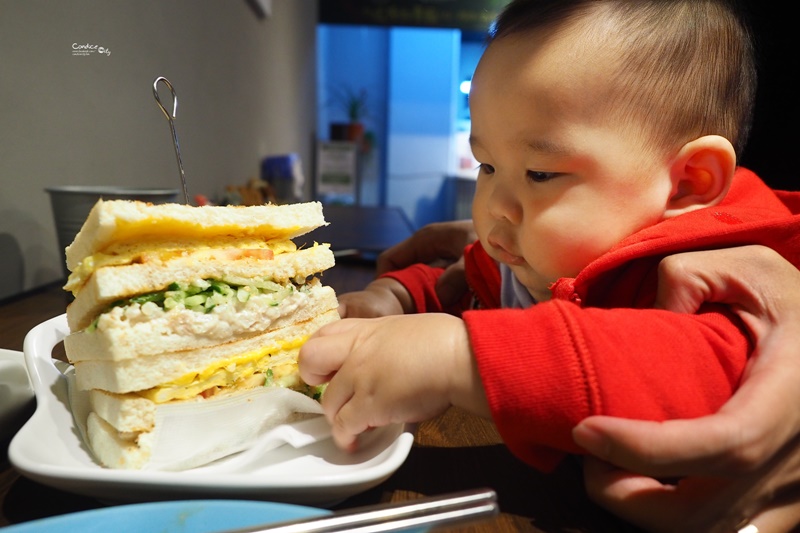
[{"left": 0, "top": 258, "right": 640, "bottom": 532}]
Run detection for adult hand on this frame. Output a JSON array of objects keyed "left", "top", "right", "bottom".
[
  {"left": 337, "top": 278, "right": 412, "bottom": 318},
  {"left": 376, "top": 219, "right": 475, "bottom": 273},
  {"left": 376, "top": 220, "right": 475, "bottom": 307},
  {"left": 573, "top": 245, "right": 800, "bottom": 532}
]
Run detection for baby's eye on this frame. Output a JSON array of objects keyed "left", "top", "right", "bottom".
[
  {"left": 477, "top": 163, "right": 495, "bottom": 175},
  {"left": 526, "top": 170, "right": 558, "bottom": 183}
]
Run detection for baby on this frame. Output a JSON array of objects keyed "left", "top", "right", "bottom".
[{"left": 300, "top": 0, "right": 800, "bottom": 472}]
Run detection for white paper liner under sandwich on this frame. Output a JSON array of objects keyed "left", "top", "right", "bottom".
[{"left": 67, "top": 370, "right": 326, "bottom": 471}]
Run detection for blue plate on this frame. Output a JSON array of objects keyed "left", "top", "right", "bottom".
[{"left": 3, "top": 500, "right": 329, "bottom": 533}]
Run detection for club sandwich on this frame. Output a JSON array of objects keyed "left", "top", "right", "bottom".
[{"left": 61, "top": 199, "right": 339, "bottom": 470}]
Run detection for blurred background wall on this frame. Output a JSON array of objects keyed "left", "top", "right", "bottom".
[
  {"left": 0, "top": 0, "right": 318, "bottom": 298},
  {"left": 0, "top": 0, "right": 795, "bottom": 301}
]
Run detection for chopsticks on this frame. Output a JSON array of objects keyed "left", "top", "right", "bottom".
[{"left": 220, "top": 488, "right": 498, "bottom": 533}]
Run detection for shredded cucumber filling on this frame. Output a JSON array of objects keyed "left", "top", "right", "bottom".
[{"left": 87, "top": 277, "right": 313, "bottom": 332}]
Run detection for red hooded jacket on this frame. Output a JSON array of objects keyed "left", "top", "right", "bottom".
[{"left": 384, "top": 168, "right": 800, "bottom": 471}]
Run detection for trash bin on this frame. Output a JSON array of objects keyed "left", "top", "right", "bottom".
[{"left": 46, "top": 186, "right": 179, "bottom": 278}]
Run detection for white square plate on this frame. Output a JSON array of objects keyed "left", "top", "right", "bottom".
[{"left": 9, "top": 314, "right": 414, "bottom": 506}]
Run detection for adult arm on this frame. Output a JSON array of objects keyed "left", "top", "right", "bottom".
[{"left": 573, "top": 245, "right": 800, "bottom": 532}]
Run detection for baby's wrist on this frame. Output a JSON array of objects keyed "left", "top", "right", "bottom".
[{"left": 444, "top": 317, "right": 491, "bottom": 418}]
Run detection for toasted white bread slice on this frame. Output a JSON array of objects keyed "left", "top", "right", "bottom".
[
  {"left": 90, "top": 389, "right": 156, "bottom": 433},
  {"left": 66, "top": 243, "right": 335, "bottom": 331},
  {"left": 73, "top": 309, "right": 339, "bottom": 395},
  {"left": 64, "top": 236, "right": 300, "bottom": 295},
  {"left": 65, "top": 283, "right": 338, "bottom": 362},
  {"left": 85, "top": 387, "right": 324, "bottom": 471},
  {"left": 66, "top": 200, "right": 327, "bottom": 271},
  {"left": 87, "top": 412, "right": 154, "bottom": 470}
]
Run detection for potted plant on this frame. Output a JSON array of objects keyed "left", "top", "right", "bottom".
[
  {"left": 330, "top": 86, "right": 369, "bottom": 144},
  {"left": 340, "top": 86, "right": 369, "bottom": 122}
]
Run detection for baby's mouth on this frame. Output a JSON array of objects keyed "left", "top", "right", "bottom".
[{"left": 488, "top": 238, "right": 525, "bottom": 266}]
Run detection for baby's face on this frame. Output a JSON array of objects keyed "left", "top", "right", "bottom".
[{"left": 469, "top": 30, "right": 673, "bottom": 301}]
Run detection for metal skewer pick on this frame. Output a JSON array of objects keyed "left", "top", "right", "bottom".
[{"left": 152, "top": 76, "right": 189, "bottom": 204}]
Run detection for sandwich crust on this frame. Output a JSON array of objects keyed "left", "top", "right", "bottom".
[
  {"left": 73, "top": 309, "right": 339, "bottom": 394},
  {"left": 66, "top": 283, "right": 338, "bottom": 361},
  {"left": 66, "top": 243, "right": 335, "bottom": 331},
  {"left": 66, "top": 200, "right": 327, "bottom": 271}
]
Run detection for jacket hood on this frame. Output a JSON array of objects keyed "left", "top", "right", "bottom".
[{"left": 567, "top": 167, "right": 800, "bottom": 303}]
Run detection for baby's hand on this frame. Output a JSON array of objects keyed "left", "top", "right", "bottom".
[
  {"left": 337, "top": 278, "right": 413, "bottom": 318},
  {"left": 299, "top": 314, "right": 483, "bottom": 451}
]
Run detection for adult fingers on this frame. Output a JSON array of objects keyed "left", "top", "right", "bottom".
[
  {"left": 583, "top": 458, "right": 755, "bottom": 533},
  {"left": 581, "top": 433, "right": 800, "bottom": 532},
  {"left": 435, "top": 257, "right": 468, "bottom": 307},
  {"left": 574, "top": 415, "right": 743, "bottom": 478},
  {"left": 598, "top": 245, "right": 800, "bottom": 476},
  {"left": 582, "top": 456, "right": 723, "bottom": 533},
  {"left": 661, "top": 452, "right": 800, "bottom": 533},
  {"left": 654, "top": 245, "right": 799, "bottom": 341},
  {"left": 376, "top": 220, "right": 475, "bottom": 275},
  {"left": 653, "top": 248, "right": 753, "bottom": 315},
  {"left": 374, "top": 223, "right": 452, "bottom": 274},
  {"left": 743, "top": 495, "right": 800, "bottom": 533},
  {"left": 376, "top": 238, "right": 423, "bottom": 275},
  {"left": 573, "top": 346, "right": 800, "bottom": 477}
]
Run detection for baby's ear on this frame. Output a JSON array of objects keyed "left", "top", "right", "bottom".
[{"left": 664, "top": 135, "right": 736, "bottom": 218}]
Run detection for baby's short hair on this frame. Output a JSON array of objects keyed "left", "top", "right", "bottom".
[{"left": 490, "top": 0, "right": 757, "bottom": 156}]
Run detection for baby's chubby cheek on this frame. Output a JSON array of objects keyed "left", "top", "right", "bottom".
[{"left": 516, "top": 244, "right": 595, "bottom": 296}]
